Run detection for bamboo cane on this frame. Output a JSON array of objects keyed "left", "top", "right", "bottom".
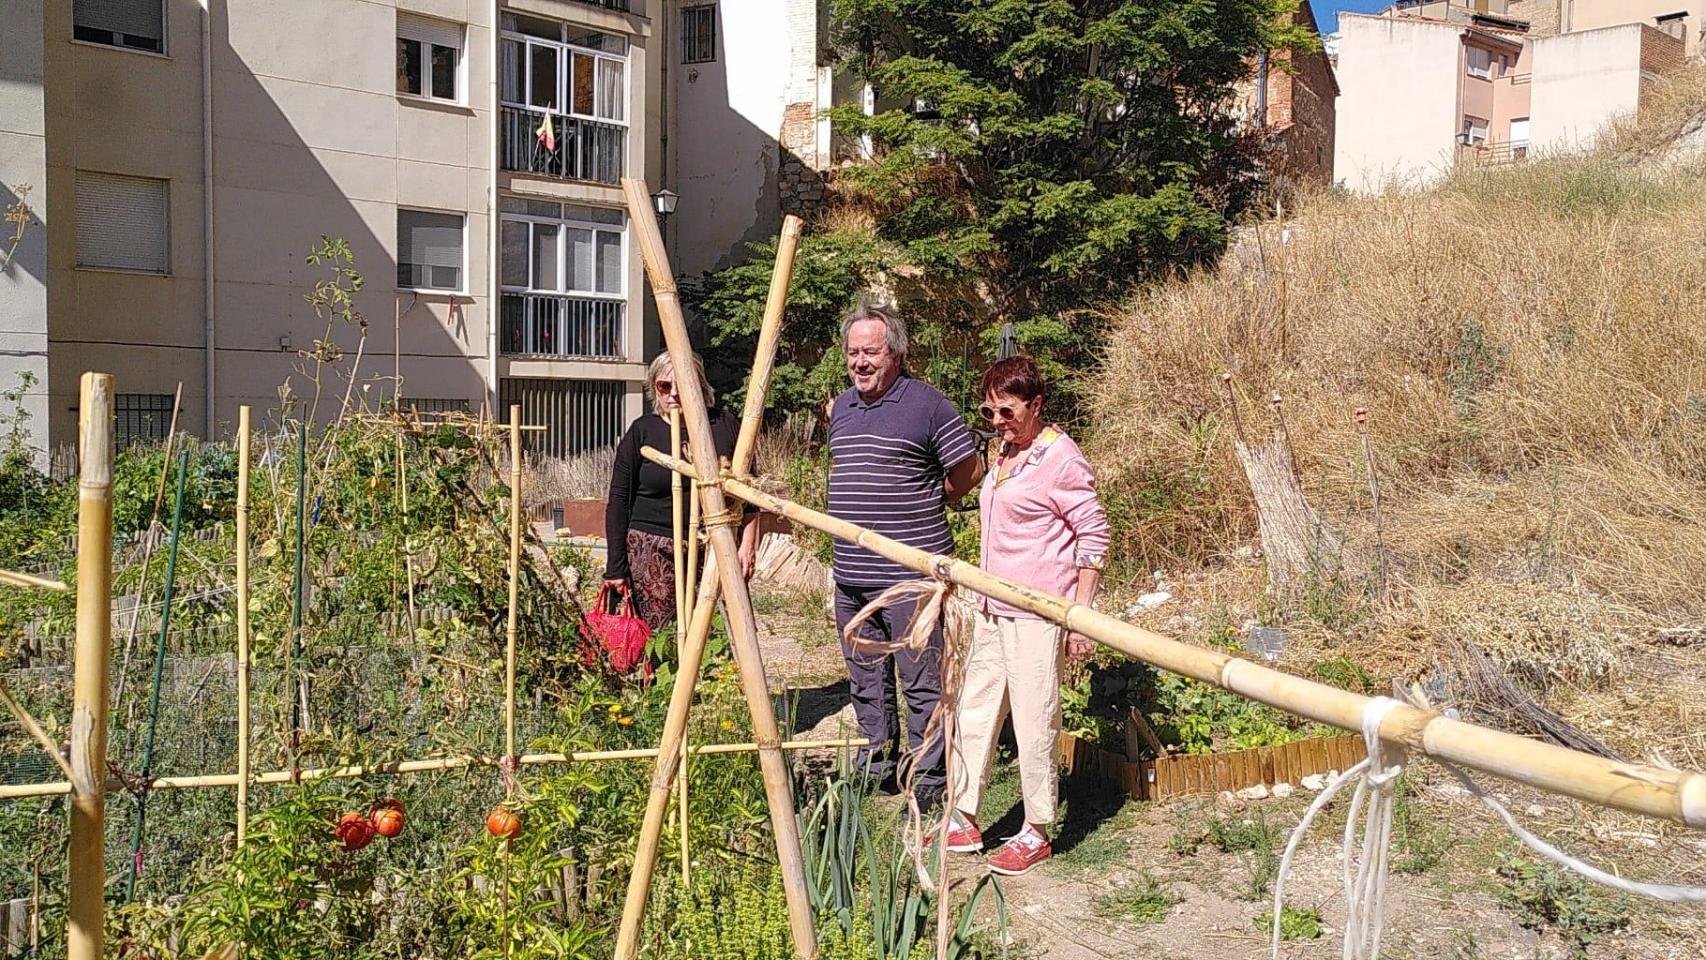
[
  {"left": 0, "top": 738, "right": 871, "bottom": 801},
  {"left": 640, "top": 448, "right": 1706, "bottom": 830},
  {"left": 731, "top": 214, "right": 804, "bottom": 478},
  {"left": 685, "top": 480, "right": 700, "bottom": 626},
  {"left": 0, "top": 681, "right": 74, "bottom": 781},
  {"left": 289, "top": 421, "right": 307, "bottom": 777},
  {"left": 505, "top": 405, "right": 521, "bottom": 769},
  {"left": 672, "top": 410, "right": 685, "bottom": 625},
  {"left": 0, "top": 570, "right": 67, "bottom": 592},
  {"left": 618, "top": 177, "right": 818, "bottom": 960},
  {"left": 235, "top": 406, "right": 251, "bottom": 845},
  {"left": 68, "top": 372, "right": 114, "bottom": 960},
  {"left": 673, "top": 403, "right": 691, "bottom": 887}
]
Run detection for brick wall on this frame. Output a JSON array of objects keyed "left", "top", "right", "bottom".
[
  {"left": 1268, "top": 46, "right": 1338, "bottom": 187},
  {"left": 1509, "top": 0, "right": 1562, "bottom": 37},
  {"left": 1639, "top": 22, "right": 1687, "bottom": 74}
]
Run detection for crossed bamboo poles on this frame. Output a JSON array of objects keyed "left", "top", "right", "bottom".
[{"left": 11, "top": 185, "right": 1706, "bottom": 960}]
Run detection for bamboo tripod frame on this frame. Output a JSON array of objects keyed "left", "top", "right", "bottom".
[
  {"left": 640, "top": 448, "right": 1706, "bottom": 830},
  {"left": 611, "top": 194, "right": 807, "bottom": 960}
]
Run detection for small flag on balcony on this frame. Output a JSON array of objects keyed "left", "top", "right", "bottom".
[{"left": 536, "top": 111, "right": 556, "bottom": 153}]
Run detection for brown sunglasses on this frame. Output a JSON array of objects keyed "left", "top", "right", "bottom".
[{"left": 979, "top": 400, "right": 1032, "bottom": 422}]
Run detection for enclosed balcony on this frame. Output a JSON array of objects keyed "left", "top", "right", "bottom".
[
  {"left": 499, "top": 106, "right": 624, "bottom": 184},
  {"left": 501, "top": 292, "right": 624, "bottom": 359}
]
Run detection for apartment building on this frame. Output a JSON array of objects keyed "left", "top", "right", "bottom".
[
  {"left": 0, "top": 0, "right": 668, "bottom": 461},
  {"left": 1395, "top": 0, "right": 1704, "bottom": 55},
  {"left": 1334, "top": 8, "right": 1687, "bottom": 192}
]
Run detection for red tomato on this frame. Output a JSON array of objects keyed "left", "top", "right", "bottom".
[
  {"left": 335, "top": 812, "right": 375, "bottom": 851},
  {"left": 485, "top": 805, "right": 521, "bottom": 840}
]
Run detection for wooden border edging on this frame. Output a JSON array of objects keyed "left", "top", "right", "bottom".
[{"left": 1059, "top": 733, "right": 1364, "bottom": 801}]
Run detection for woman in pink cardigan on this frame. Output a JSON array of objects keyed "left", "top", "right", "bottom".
[{"left": 947, "top": 355, "right": 1109, "bottom": 875}]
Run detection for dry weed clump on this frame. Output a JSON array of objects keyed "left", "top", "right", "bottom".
[
  {"left": 1086, "top": 93, "right": 1706, "bottom": 754},
  {"left": 1397, "top": 582, "right": 1633, "bottom": 691},
  {"left": 1088, "top": 150, "right": 1706, "bottom": 623}
]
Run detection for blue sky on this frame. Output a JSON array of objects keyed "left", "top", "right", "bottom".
[{"left": 1316, "top": 0, "right": 1393, "bottom": 33}]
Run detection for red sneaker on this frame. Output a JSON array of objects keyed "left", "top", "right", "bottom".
[
  {"left": 945, "top": 814, "right": 983, "bottom": 854},
  {"left": 987, "top": 832, "right": 1051, "bottom": 876}
]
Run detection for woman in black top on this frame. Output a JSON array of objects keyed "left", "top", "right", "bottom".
[{"left": 603, "top": 351, "right": 758, "bottom": 630}]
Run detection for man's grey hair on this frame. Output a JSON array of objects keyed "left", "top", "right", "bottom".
[
  {"left": 647, "top": 351, "right": 714, "bottom": 416},
  {"left": 839, "top": 301, "right": 908, "bottom": 360}
]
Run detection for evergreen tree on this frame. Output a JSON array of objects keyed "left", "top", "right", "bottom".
[{"left": 695, "top": 0, "right": 1313, "bottom": 417}]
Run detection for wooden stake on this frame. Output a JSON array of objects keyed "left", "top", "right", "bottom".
[
  {"left": 505, "top": 404, "right": 522, "bottom": 768},
  {"left": 68, "top": 372, "right": 114, "bottom": 960},
  {"left": 616, "top": 177, "right": 817, "bottom": 960},
  {"left": 642, "top": 449, "right": 1706, "bottom": 830},
  {"left": 685, "top": 479, "right": 700, "bottom": 625},
  {"left": 731, "top": 214, "right": 804, "bottom": 478},
  {"left": 0, "top": 569, "right": 67, "bottom": 592},
  {"left": 235, "top": 406, "right": 252, "bottom": 845},
  {"left": 671, "top": 409, "right": 685, "bottom": 626}
]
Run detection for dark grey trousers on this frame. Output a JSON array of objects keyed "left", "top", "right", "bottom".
[{"left": 834, "top": 581, "right": 945, "bottom": 794}]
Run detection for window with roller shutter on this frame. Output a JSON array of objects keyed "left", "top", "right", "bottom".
[
  {"left": 75, "top": 171, "right": 169, "bottom": 274},
  {"left": 397, "top": 13, "right": 464, "bottom": 103},
  {"left": 73, "top": 0, "right": 165, "bottom": 54},
  {"left": 398, "top": 209, "right": 465, "bottom": 293}
]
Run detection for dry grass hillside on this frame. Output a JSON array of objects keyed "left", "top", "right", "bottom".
[{"left": 1086, "top": 64, "right": 1706, "bottom": 767}]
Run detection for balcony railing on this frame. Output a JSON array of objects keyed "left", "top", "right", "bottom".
[
  {"left": 500, "top": 105, "right": 625, "bottom": 185},
  {"left": 502, "top": 292, "right": 625, "bottom": 359},
  {"left": 1457, "top": 139, "right": 1529, "bottom": 166},
  {"left": 577, "top": 0, "right": 630, "bottom": 10}
]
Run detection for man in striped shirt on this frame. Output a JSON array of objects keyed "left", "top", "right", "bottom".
[{"left": 829, "top": 303, "right": 983, "bottom": 804}]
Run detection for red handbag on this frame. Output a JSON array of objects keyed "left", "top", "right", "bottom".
[{"left": 581, "top": 585, "right": 653, "bottom": 680}]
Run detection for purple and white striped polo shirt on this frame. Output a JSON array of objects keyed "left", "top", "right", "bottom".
[{"left": 827, "top": 376, "right": 979, "bottom": 587}]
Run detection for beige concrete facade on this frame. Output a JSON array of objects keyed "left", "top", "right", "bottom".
[
  {"left": 1, "top": 0, "right": 666, "bottom": 460},
  {"left": 1530, "top": 23, "right": 1683, "bottom": 152},
  {"left": 1334, "top": 15, "right": 1466, "bottom": 192},
  {"left": 1335, "top": 4, "right": 1689, "bottom": 192}
]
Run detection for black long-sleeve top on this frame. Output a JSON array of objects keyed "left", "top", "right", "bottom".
[{"left": 604, "top": 410, "right": 741, "bottom": 579}]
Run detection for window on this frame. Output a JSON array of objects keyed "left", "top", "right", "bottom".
[
  {"left": 1461, "top": 115, "right": 1489, "bottom": 146},
  {"left": 115, "top": 394, "right": 174, "bottom": 448},
  {"left": 1466, "top": 46, "right": 1493, "bottom": 79},
  {"left": 499, "top": 199, "right": 626, "bottom": 297},
  {"left": 73, "top": 0, "right": 164, "bottom": 54},
  {"left": 75, "top": 171, "right": 168, "bottom": 273},
  {"left": 398, "top": 14, "right": 463, "bottom": 102},
  {"left": 499, "top": 378, "right": 625, "bottom": 458},
  {"left": 397, "top": 209, "right": 465, "bottom": 292},
  {"left": 682, "top": 5, "right": 716, "bottom": 64},
  {"left": 500, "top": 15, "right": 628, "bottom": 123},
  {"left": 1509, "top": 117, "right": 1531, "bottom": 158}
]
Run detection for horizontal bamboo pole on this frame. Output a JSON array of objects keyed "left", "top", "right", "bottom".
[
  {"left": 0, "top": 739, "right": 869, "bottom": 801},
  {"left": 0, "top": 680, "right": 76, "bottom": 781},
  {"left": 639, "top": 446, "right": 1706, "bottom": 830},
  {"left": 0, "top": 569, "right": 67, "bottom": 592}
]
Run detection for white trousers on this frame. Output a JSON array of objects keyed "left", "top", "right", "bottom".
[{"left": 953, "top": 611, "right": 1065, "bottom": 826}]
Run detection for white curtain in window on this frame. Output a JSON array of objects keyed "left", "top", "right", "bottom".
[
  {"left": 500, "top": 220, "right": 529, "bottom": 287},
  {"left": 75, "top": 171, "right": 168, "bottom": 273},
  {"left": 532, "top": 223, "right": 560, "bottom": 291},
  {"left": 565, "top": 228, "right": 594, "bottom": 292},
  {"left": 596, "top": 58, "right": 625, "bottom": 122},
  {"left": 594, "top": 231, "right": 621, "bottom": 294},
  {"left": 74, "top": 0, "right": 163, "bottom": 42},
  {"left": 399, "top": 210, "right": 463, "bottom": 287},
  {"left": 501, "top": 38, "right": 523, "bottom": 103}
]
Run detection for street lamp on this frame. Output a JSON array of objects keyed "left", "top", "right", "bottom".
[{"left": 652, "top": 188, "right": 679, "bottom": 219}]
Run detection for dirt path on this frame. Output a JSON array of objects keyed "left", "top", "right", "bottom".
[{"left": 748, "top": 579, "right": 1705, "bottom": 960}]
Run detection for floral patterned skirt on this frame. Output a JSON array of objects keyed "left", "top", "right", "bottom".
[{"left": 626, "top": 529, "right": 680, "bottom": 633}]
